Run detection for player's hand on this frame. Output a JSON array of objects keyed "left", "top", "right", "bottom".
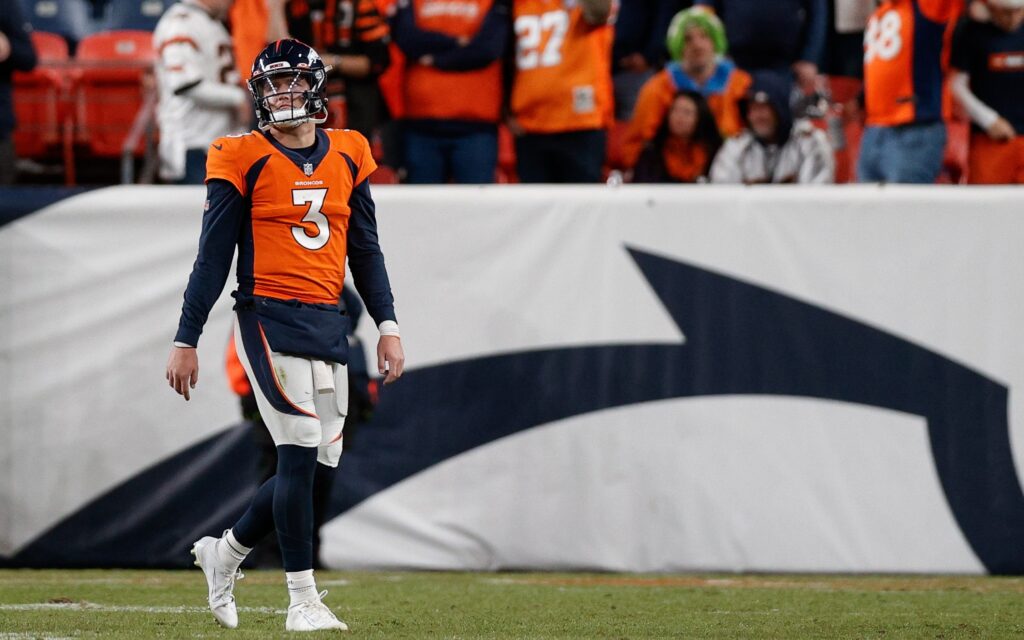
[
  {"left": 0, "top": 32, "right": 11, "bottom": 63},
  {"left": 987, "top": 117, "right": 1016, "bottom": 141},
  {"left": 377, "top": 335, "right": 404, "bottom": 385},
  {"left": 166, "top": 346, "right": 199, "bottom": 401}
]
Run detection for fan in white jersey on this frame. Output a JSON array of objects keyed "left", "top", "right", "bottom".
[{"left": 153, "top": 0, "right": 249, "bottom": 183}]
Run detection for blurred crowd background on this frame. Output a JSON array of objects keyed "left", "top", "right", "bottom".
[{"left": 0, "top": 0, "right": 1021, "bottom": 187}]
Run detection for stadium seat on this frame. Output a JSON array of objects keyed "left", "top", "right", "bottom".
[
  {"left": 18, "top": 0, "right": 95, "bottom": 51},
  {"left": 96, "top": 0, "right": 170, "bottom": 33},
  {"left": 12, "top": 32, "right": 70, "bottom": 159},
  {"left": 72, "top": 30, "right": 156, "bottom": 158}
]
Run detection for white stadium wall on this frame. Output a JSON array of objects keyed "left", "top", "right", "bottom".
[{"left": 1, "top": 184, "right": 1022, "bottom": 574}]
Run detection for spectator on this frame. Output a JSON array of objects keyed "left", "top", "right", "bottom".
[
  {"left": 508, "top": 0, "right": 614, "bottom": 183},
  {"left": 631, "top": 90, "right": 722, "bottom": 182},
  {"left": 612, "top": 0, "right": 690, "bottom": 121},
  {"left": 695, "top": 0, "right": 827, "bottom": 95},
  {"left": 390, "top": 0, "right": 509, "bottom": 184},
  {"left": 229, "top": 0, "right": 290, "bottom": 83},
  {"left": 283, "top": 0, "right": 392, "bottom": 139},
  {"left": 621, "top": 7, "right": 750, "bottom": 170},
  {"left": 0, "top": 0, "right": 38, "bottom": 184},
  {"left": 857, "top": 0, "right": 962, "bottom": 184},
  {"left": 153, "top": 0, "right": 250, "bottom": 184},
  {"left": 950, "top": 0, "right": 1024, "bottom": 184},
  {"left": 710, "top": 71, "right": 834, "bottom": 183}
]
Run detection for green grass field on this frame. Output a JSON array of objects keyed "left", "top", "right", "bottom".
[{"left": 1, "top": 570, "right": 1023, "bottom": 639}]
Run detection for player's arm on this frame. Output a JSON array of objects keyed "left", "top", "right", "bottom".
[
  {"left": 428, "top": 0, "right": 509, "bottom": 71},
  {"left": 580, "top": 0, "right": 613, "bottom": 26},
  {"left": 347, "top": 178, "right": 404, "bottom": 384},
  {"left": 167, "top": 179, "right": 245, "bottom": 400}
]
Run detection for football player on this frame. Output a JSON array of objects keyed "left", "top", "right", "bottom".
[{"left": 165, "top": 38, "right": 404, "bottom": 632}]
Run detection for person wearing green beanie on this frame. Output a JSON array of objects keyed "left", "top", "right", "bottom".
[{"left": 620, "top": 6, "right": 751, "bottom": 173}]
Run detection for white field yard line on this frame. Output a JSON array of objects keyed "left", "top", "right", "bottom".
[{"left": 0, "top": 603, "right": 287, "bottom": 614}]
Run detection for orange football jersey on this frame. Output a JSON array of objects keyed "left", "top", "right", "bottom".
[
  {"left": 863, "top": 0, "right": 960, "bottom": 126},
  {"left": 205, "top": 128, "right": 377, "bottom": 305},
  {"left": 510, "top": 0, "right": 615, "bottom": 133}
]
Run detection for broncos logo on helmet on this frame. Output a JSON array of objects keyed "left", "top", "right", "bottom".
[{"left": 247, "top": 39, "right": 330, "bottom": 130}]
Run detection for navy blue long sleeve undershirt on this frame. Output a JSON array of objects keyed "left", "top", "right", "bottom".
[{"left": 174, "top": 179, "right": 244, "bottom": 347}]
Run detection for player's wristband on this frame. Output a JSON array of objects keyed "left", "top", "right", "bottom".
[
  {"left": 173, "top": 341, "right": 196, "bottom": 348},
  {"left": 378, "top": 320, "right": 400, "bottom": 338}
]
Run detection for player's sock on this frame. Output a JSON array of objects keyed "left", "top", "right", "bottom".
[
  {"left": 233, "top": 475, "right": 276, "bottom": 549},
  {"left": 273, "top": 445, "right": 318, "bottom": 572},
  {"left": 216, "top": 529, "right": 252, "bottom": 573},
  {"left": 286, "top": 569, "right": 318, "bottom": 606}
]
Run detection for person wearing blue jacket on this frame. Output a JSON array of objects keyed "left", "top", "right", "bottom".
[{"left": 0, "top": 0, "right": 37, "bottom": 184}]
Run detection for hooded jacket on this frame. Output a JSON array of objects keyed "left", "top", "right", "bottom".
[{"left": 710, "top": 71, "right": 834, "bottom": 184}]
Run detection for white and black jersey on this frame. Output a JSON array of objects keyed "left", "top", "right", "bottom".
[{"left": 153, "top": 0, "right": 248, "bottom": 180}]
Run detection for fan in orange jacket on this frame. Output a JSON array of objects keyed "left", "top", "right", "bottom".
[{"left": 620, "top": 6, "right": 750, "bottom": 170}]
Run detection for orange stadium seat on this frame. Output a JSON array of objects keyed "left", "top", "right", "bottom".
[
  {"left": 12, "top": 31, "right": 71, "bottom": 160},
  {"left": 72, "top": 30, "right": 156, "bottom": 158}
]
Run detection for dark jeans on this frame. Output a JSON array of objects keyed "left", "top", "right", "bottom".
[
  {"left": 515, "top": 129, "right": 607, "bottom": 183},
  {"left": 404, "top": 129, "right": 497, "bottom": 184}
]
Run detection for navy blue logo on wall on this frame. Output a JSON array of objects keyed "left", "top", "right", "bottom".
[{"left": 7, "top": 248, "right": 1022, "bottom": 572}]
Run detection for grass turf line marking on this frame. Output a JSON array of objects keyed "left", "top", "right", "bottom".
[{"left": 0, "top": 603, "right": 287, "bottom": 614}]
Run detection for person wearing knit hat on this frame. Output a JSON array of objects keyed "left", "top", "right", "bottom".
[
  {"left": 619, "top": 6, "right": 751, "bottom": 173},
  {"left": 950, "top": 0, "right": 1024, "bottom": 183}
]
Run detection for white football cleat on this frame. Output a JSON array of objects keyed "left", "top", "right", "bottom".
[
  {"left": 285, "top": 591, "right": 349, "bottom": 632},
  {"left": 191, "top": 535, "right": 243, "bottom": 629}
]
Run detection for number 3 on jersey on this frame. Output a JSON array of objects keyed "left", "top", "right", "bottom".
[
  {"left": 515, "top": 10, "right": 569, "bottom": 69},
  {"left": 292, "top": 188, "right": 329, "bottom": 250}
]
